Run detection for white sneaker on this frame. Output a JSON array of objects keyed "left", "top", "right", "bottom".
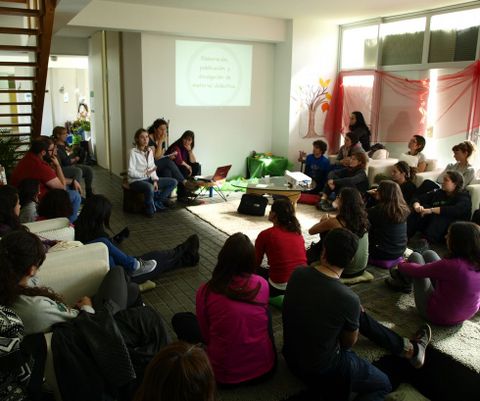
[{"left": 131, "top": 258, "right": 157, "bottom": 277}]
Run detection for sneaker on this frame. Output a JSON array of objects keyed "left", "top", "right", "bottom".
[
  {"left": 385, "top": 277, "right": 412, "bottom": 293},
  {"left": 316, "top": 199, "right": 329, "bottom": 211},
  {"left": 154, "top": 201, "right": 167, "bottom": 212},
  {"left": 113, "top": 227, "right": 130, "bottom": 244},
  {"left": 320, "top": 202, "right": 337, "bottom": 212},
  {"left": 177, "top": 234, "right": 200, "bottom": 266},
  {"left": 410, "top": 238, "right": 430, "bottom": 254},
  {"left": 162, "top": 198, "right": 176, "bottom": 208},
  {"left": 131, "top": 258, "right": 157, "bottom": 277},
  {"left": 385, "top": 268, "right": 412, "bottom": 293},
  {"left": 184, "top": 179, "right": 199, "bottom": 192},
  {"left": 409, "top": 324, "right": 432, "bottom": 368}
]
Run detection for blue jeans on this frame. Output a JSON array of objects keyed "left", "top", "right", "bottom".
[
  {"left": 129, "top": 178, "right": 177, "bottom": 207},
  {"left": 89, "top": 237, "right": 136, "bottom": 272},
  {"left": 67, "top": 189, "right": 81, "bottom": 223}
]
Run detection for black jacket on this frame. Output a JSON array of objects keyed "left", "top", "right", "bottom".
[{"left": 412, "top": 189, "right": 472, "bottom": 220}]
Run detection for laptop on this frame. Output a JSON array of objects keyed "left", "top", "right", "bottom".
[{"left": 195, "top": 165, "right": 232, "bottom": 182}]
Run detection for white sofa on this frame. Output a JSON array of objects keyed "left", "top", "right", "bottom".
[
  {"left": 38, "top": 243, "right": 110, "bottom": 401},
  {"left": 24, "top": 218, "right": 74, "bottom": 241}
]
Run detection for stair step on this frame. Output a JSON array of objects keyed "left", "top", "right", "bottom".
[
  {"left": 0, "top": 76, "right": 35, "bottom": 81},
  {"left": 0, "top": 113, "right": 32, "bottom": 117},
  {"left": 0, "top": 89, "right": 34, "bottom": 94},
  {"left": 0, "top": 61, "right": 36, "bottom": 67},
  {"left": 0, "top": 132, "right": 31, "bottom": 137},
  {"left": 0, "top": 102, "right": 33, "bottom": 106},
  {"left": 0, "top": 27, "right": 39, "bottom": 35},
  {"left": 0, "top": 123, "right": 32, "bottom": 127},
  {"left": 0, "top": 45, "right": 37, "bottom": 52},
  {"left": 0, "top": 6, "right": 40, "bottom": 17},
  {"left": 0, "top": 0, "right": 29, "bottom": 4}
]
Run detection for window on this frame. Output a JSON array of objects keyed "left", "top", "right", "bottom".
[
  {"left": 429, "top": 9, "right": 480, "bottom": 63},
  {"left": 380, "top": 17, "right": 426, "bottom": 66},
  {"left": 341, "top": 25, "right": 378, "bottom": 69}
]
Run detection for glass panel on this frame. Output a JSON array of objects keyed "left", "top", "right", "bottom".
[
  {"left": 380, "top": 17, "right": 426, "bottom": 65},
  {"left": 429, "top": 8, "right": 480, "bottom": 63},
  {"left": 341, "top": 25, "right": 378, "bottom": 69}
]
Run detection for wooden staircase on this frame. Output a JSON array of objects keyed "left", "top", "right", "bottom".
[{"left": 0, "top": 0, "right": 57, "bottom": 168}]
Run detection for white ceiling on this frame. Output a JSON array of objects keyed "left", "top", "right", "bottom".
[{"left": 54, "top": 0, "right": 477, "bottom": 37}]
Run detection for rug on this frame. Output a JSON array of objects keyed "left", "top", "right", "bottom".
[{"left": 186, "top": 192, "right": 321, "bottom": 245}]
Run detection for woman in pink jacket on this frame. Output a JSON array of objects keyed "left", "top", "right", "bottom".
[{"left": 172, "top": 233, "right": 276, "bottom": 385}]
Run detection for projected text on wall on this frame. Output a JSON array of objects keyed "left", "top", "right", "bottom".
[{"left": 176, "top": 40, "right": 252, "bottom": 107}]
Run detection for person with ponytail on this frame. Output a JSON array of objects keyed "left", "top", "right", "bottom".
[
  {"left": 255, "top": 198, "right": 307, "bottom": 296},
  {"left": 391, "top": 161, "right": 417, "bottom": 204}
]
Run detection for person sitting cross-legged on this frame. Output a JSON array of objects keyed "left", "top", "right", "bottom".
[
  {"left": 282, "top": 228, "right": 432, "bottom": 401},
  {"left": 386, "top": 222, "right": 480, "bottom": 326}
]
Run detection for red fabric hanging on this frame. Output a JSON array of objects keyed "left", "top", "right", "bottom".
[{"left": 324, "top": 60, "right": 480, "bottom": 151}]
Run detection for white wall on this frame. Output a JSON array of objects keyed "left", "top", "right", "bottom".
[
  {"left": 89, "top": 31, "right": 108, "bottom": 169},
  {"left": 141, "top": 34, "right": 275, "bottom": 177},
  {"left": 46, "top": 68, "right": 89, "bottom": 127},
  {"left": 105, "top": 31, "right": 124, "bottom": 175},
  {"left": 51, "top": 36, "right": 89, "bottom": 56},
  {"left": 121, "top": 32, "right": 143, "bottom": 164},
  {"left": 288, "top": 19, "right": 339, "bottom": 169},
  {"left": 272, "top": 21, "right": 293, "bottom": 158}
]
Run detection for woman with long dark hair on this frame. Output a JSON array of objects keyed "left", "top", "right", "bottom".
[
  {"left": 255, "top": 198, "right": 306, "bottom": 296},
  {"left": 0, "top": 185, "right": 22, "bottom": 236},
  {"left": 387, "top": 222, "right": 480, "bottom": 326},
  {"left": 37, "top": 188, "right": 73, "bottom": 220},
  {"left": 172, "top": 233, "right": 276, "bottom": 386},
  {"left": 390, "top": 161, "right": 417, "bottom": 204},
  {"left": 408, "top": 171, "right": 472, "bottom": 244},
  {"left": 368, "top": 180, "right": 410, "bottom": 261},
  {"left": 309, "top": 187, "right": 369, "bottom": 277},
  {"left": 349, "top": 111, "right": 371, "bottom": 151},
  {"left": 148, "top": 119, "right": 198, "bottom": 199},
  {"left": 167, "top": 130, "right": 201, "bottom": 180},
  {"left": 75, "top": 195, "right": 200, "bottom": 281}
]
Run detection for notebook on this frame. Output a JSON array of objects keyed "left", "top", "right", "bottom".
[{"left": 194, "top": 165, "right": 232, "bottom": 182}]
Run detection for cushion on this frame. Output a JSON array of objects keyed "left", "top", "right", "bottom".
[
  {"left": 370, "top": 149, "right": 389, "bottom": 160},
  {"left": 298, "top": 193, "right": 321, "bottom": 205},
  {"left": 368, "top": 256, "right": 404, "bottom": 269},
  {"left": 341, "top": 270, "right": 374, "bottom": 285}
]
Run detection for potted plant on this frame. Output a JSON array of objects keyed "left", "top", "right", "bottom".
[{"left": 0, "top": 135, "right": 22, "bottom": 180}]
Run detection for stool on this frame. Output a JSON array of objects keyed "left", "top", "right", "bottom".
[
  {"left": 122, "top": 182, "right": 145, "bottom": 213},
  {"left": 368, "top": 256, "right": 404, "bottom": 269}
]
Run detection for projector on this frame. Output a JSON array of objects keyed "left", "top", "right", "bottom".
[{"left": 284, "top": 170, "right": 312, "bottom": 189}]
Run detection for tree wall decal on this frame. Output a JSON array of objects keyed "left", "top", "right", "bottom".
[{"left": 292, "top": 78, "right": 332, "bottom": 138}]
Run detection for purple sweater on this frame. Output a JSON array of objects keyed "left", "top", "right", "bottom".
[{"left": 399, "top": 258, "right": 480, "bottom": 325}]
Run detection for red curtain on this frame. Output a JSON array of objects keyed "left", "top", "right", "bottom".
[{"left": 324, "top": 60, "right": 480, "bottom": 153}]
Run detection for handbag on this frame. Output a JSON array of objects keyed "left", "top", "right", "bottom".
[{"left": 237, "top": 194, "right": 268, "bottom": 216}]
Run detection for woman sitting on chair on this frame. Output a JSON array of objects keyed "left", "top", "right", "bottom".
[
  {"left": 167, "top": 130, "right": 201, "bottom": 179},
  {"left": 128, "top": 128, "right": 177, "bottom": 217}
]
